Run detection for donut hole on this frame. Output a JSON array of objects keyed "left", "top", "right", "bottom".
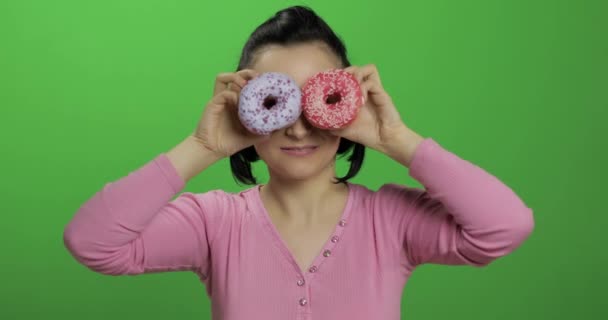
[
  {"left": 263, "top": 95, "right": 278, "bottom": 109},
  {"left": 325, "top": 92, "right": 342, "bottom": 105}
]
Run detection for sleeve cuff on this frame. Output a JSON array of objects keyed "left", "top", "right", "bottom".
[
  {"left": 408, "top": 137, "right": 439, "bottom": 180},
  {"left": 153, "top": 153, "right": 186, "bottom": 193}
]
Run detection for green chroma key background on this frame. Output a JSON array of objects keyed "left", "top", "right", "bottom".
[{"left": 1, "top": 0, "right": 606, "bottom": 319}]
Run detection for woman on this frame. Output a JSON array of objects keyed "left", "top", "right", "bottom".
[{"left": 64, "top": 6, "right": 534, "bottom": 320}]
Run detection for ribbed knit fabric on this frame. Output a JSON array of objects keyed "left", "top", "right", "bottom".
[{"left": 63, "top": 137, "right": 534, "bottom": 320}]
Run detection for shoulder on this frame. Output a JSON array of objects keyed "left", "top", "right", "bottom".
[
  {"left": 177, "top": 186, "right": 257, "bottom": 216},
  {"left": 170, "top": 186, "right": 258, "bottom": 245},
  {"left": 351, "top": 182, "right": 426, "bottom": 212}
]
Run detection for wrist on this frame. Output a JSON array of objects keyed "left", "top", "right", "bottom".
[
  {"left": 187, "top": 135, "right": 225, "bottom": 161},
  {"left": 166, "top": 135, "right": 223, "bottom": 183},
  {"left": 383, "top": 126, "right": 425, "bottom": 167}
]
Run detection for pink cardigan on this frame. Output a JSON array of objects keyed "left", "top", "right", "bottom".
[{"left": 64, "top": 137, "right": 534, "bottom": 320}]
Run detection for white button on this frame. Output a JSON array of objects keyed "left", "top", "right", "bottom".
[
  {"left": 299, "top": 297, "right": 308, "bottom": 306},
  {"left": 331, "top": 235, "right": 339, "bottom": 243},
  {"left": 297, "top": 279, "right": 305, "bottom": 286},
  {"left": 339, "top": 219, "right": 347, "bottom": 227},
  {"left": 323, "top": 249, "right": 331, "bottom": 257},
  {"left": 309, "top": 266, "right": 318, "bottom": 273}
]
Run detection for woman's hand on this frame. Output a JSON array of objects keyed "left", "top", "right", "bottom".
[
  {"left": 330, "top": 64, "right": 422, "bottom": 156},
  {"left": 191, "top": 69, "right": 270, "bottom": 158},
  {"left": 329, "top": 64, "right": 426, "bottom": 166}
]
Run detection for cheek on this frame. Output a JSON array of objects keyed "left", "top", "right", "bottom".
[
  {"left": 253, "top": 142, "right": 267, "bottom": 156},
  {"left": 254, "top": 139, "right": 278, "bottom": 159},
  {"left": 319, "top": 137, "right": 341, "bottom": 157},
  {"left": 325, "top": 135, "right": 342, "bottom": 148}
]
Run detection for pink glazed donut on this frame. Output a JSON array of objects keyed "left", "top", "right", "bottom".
[
  {"left": 301, "top": 69, "right": 364, "bottom": 129},
  {"left": 238, "top": 72, "right": 302, "bottom": 135}
]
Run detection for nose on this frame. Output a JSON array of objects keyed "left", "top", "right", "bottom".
[{"left": 285, "top": 114, "right": 313, "bottom": 139}]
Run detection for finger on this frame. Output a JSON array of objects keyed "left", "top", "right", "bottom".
[
  {"left": 214, "top": 73, "right": 246, "bottom": 94},
  {"left": 214, "top": 70, "right": 256, "bottom": 94},
  {"left": 344, "top": 66, "right": 370, "bottom": 105},
  {"left": 344, "top": 65, "right": 363, "bottom": 83},
  {"left": 343, "top": 66, "right": 357, "bottom": 73},
  {"left": 216, "top": 69, "right": 260, "bottom": 95},
  {"left": 358, "top": 64, "right": 382, "bottom": 85},
  {"left": 359, "top": 80, "right": 370, "bottom": 105},
  {"left": 361, "top": 80, "right": 383, "bottom": 95},
  {"left": 235, "top": 69, "right": 259, "bottom": 81},
  {"left": 212, "top": 90, "right": 239, "bottom": 108},
  {"left": 345, "top": 65, "right": 381, "bottom": 88},
  {"left": 226, "top": 82, "right": 243, "bottom": 95},
  {"left": 228, "top": 69, "right": 260, "bottom": 90},
  {"left": 359, "top": 77, "right": 386, "bottom": 105}
]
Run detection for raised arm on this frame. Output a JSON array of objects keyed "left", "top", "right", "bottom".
[
  {"left": 376, "top": 135, "right": 535, "bottom": 269},
  {"left": 63, "top": 136, "right": 226, "bottom": 276}
]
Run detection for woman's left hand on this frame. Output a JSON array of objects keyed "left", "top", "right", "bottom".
[{"left": 329, "top": 64, "right": 409, "bottom": 153}]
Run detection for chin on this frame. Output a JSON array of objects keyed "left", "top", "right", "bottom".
[
  {"left": 269, "top": 157, "right": 334, "bottom": 180},
  {"left": 278, "top": 164, "right": 322, "bottom": 179},
  {"left": 260, "top": 145, "right": 338, "bottom": 175}
]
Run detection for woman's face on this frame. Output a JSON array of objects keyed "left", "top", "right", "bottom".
[{"left": 250, "top": 42, "right": 343, "bottom": 181}]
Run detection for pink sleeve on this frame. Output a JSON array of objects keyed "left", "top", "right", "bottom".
[
  {"left": 63, "top": 153, "right": 228, "bottom": 277},
  {"left": 374, "top": 138, "right": 535, "bottom": 269}
]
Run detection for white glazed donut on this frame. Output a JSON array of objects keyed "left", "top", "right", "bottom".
[{"left": 238, "top": 72, "right": 302, "bottom": 135}]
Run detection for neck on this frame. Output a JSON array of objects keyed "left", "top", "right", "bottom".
[{"left": 260, "top": 164, "right": 348, "bottom": 225}]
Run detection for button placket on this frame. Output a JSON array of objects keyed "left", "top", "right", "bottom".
[
  {"left": 297, "top": 277, "right": 307, "bottom": 308},
  {"left": 321, "top": 218, "right": 344, "bottom": 259},
  {"left": 306, "top": 218, "right": 346, "bottom": 277},
  {"left": 296, "top": 215, "right": 350, "bottom": 311}
]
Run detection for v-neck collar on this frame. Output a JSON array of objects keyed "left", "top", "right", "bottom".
[{"left": 251, "top": 182, "right": 356, "bottom": 278}]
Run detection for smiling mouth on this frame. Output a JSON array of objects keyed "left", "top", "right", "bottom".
[
  {"left": 280, "top": 144, "right": 318, "bottom": 150},
  {"left": 279, "top": 146, "right": 319, "bottom": 156},
  {"left": 280, "top": 146, "right": 318, "bottom": 150}
]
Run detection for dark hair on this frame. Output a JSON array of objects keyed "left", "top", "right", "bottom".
[{"left": 230, "top": 5, "right": 366, "bottom": 186}]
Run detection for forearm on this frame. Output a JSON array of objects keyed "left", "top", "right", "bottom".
[
  {"left": 166, "top": 135, "right": 223, "bottom": 183},
  {"left": 382, "top": 126, "right": 426, "bottom": 168},
  {"left": 64, "top": 148, "right": 192, "bottom": 273}
]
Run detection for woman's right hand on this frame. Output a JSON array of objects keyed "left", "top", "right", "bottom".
[{"left": 192, "top": 69, "right": 270, "bottom": 158}]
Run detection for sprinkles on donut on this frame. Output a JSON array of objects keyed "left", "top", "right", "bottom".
[
  {"left": 238, "top": 72, "right": 302, "bottom": 135},
  {"left": 301, "top": 69, "right": 364, "bottom": 129}
]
